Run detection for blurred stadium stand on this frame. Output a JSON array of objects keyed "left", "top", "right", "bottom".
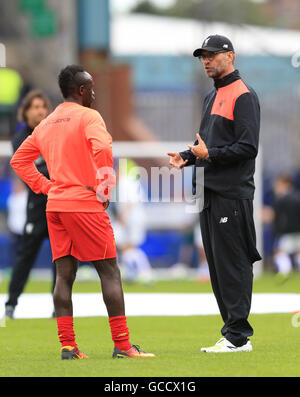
[
  {"left": 0, "top": 3, "right": 299, "bottom": 275},
  {"left": 112, "top": 15, "right": 300, "bottom": 175}
]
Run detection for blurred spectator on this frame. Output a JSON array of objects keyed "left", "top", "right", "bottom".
[
  {"left": 0, "top": 67, "right": 23, "bottom": 137},
  {"left": 5, "top": 89, "right": 54, "bottom": 319},
  {"left": 271, "top": 174, "right": 300, "bottom": 279},
  {"left": 169, "top": 225, "right": 194, "bottom": 279},
  {"left": 170, "top": 222, "right": 210, "bottom": 282},
  {"left": 6, "top": 177, "right": 28, "bottom": 267},
  {"left": 194, "top": 222, "right": 210, "bottom": 283},
  {"left": 110, "top": 158, "right": 153, "bottom": 284}
]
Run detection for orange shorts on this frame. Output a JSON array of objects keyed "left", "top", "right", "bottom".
[{"left": 46, "top": 212, "right": 116, "bottom": 262}]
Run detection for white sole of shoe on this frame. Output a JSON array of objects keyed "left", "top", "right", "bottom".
[{"left": 200, "top": 344, "right": 252, "bottom": 353}]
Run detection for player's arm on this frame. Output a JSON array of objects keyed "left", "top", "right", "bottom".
[
  {"left": 13, "top": 129, "right": 49, "bottom": 179},
  {"left": 179, "top": 142, "right": 197, "bottom": 166},
  {"left": 189, "top": 93, "right": 260, "bottom": 164},
  {"left": 84, "top": 112, "right": 113, "bottom": 168},
  {"left": 84, "top": 111, "right": 116, "bottom": 201},
  {"left": 10, "top": 133, "right": 53, "bottom": 195},
  {"left": 167, "top": 138, "right": 199, "bottom": 168},
  {"left": 206, "top": 93, "right": 260, "bottom": 164},
  {"left": 176, "top": 92, "right": 214, "bottom": 166}
]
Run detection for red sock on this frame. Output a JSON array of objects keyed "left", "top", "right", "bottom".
[
  {"left": 56, "top": 316, "right": 77, "bottom": 349},
  {"left": 109, "top": 315, "right": 131, "bottom": 351}
]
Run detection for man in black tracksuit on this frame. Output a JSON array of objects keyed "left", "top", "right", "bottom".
[
  {"left": 168, "top": 35, "right": 261, "bottom": 353},
  {"left": 5, "top": 90, "right": 55, "bottom": 318}
]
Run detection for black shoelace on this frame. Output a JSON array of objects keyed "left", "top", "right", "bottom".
[{"left": 132, "top": 344, "right": 144, "bottom": 353}]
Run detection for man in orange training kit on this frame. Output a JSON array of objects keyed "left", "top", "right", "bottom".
[{"left": 10, "top": 65, "right": 155, "bottom": 360}]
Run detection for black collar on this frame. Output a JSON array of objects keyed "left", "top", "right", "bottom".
[{"left": 214, "top": 69, "right": 241, "bottom": 89}]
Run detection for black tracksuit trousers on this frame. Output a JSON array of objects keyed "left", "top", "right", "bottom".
[
  {"left": 199, "top": 190, "right": 261, "bottom": 347},
  {"left": 5, "top": 208, "right": 56, "bottom": 308}
]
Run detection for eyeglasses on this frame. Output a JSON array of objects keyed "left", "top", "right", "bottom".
[{"left": 198, "top": 51, "right": 228, "bottom": 62}]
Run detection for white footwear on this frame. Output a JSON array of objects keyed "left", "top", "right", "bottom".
[{"left": 201, "top": 338, "right": 252, "bottom": 353}]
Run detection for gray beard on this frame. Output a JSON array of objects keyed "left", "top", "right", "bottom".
[{"left": 209, "top": 68, "right": 223, "bottom": 79}]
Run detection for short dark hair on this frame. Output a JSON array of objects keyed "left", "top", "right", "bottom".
[
  {"left": 17, "top": 89, "right": 51, "bottom": 123},
  {"left": 275, "top": 173, "right": 293, "bottom": 186},
  {"left": 58, "top": 65, "right": 85, "bottom": 98}
]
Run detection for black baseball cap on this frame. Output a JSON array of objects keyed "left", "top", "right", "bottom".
[{"left": 193, "top": 35, "right": 234, "bottom": 57}]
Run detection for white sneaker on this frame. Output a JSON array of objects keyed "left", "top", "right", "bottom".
[{"left": 201, "top": 338, "right": 252, "bottom": 353}]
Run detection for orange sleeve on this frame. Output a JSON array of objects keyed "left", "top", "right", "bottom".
[
  {"left": 83, "top": 110, "right": 113, "bottom": 169},
  {"left": 83, "top": 110, "right": 116, "bottom": 201},
  {"left": 10, "top": 132, "right": 53, "bottom": 195}
]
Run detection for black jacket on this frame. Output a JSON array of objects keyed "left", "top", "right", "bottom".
[
  {"left": 13, "top": 125, "right": 49, "bottom": 223},
  {"left": 180, "top": 70, "right": 260, "bottom": 200}
]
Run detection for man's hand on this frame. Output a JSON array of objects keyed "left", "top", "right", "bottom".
[
  {"left": 85, "top": 184, "right": 113, "bottom": 209},
  {"left": 95, "top": 173, "right": 116, "bottom": 204},
  {"left": 103, "top": 200, "right": 110, "bottom": 210},
  {"left": 188, "top": 133, "right": 209, "bottom": 159},
  {"left": 167, "top": 152, "right": 188, "bottom": 169}
]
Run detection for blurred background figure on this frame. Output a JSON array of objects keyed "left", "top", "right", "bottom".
[
  {"left": 6, "top": 177, "right": 28, "bottom": 268},
  {"left": 5, "top": 89, "right": 54, "bottom": 319},
  {"left": 0, "top": 0, "right": 300, "bottom": 285},
  {"left": 110, "top": 158, "right": 153, "bottom": 284},
  {"left": 169, "top": 224, "right": 194, "bottom": 280},
  {"left": 169, "top": 222, "right": 209, "bottom": 282},
  {"left": 272, "top": 174, "right": 300, "bottom": 280},
  {"left": 193, "top": 222, "right": 210, "bottom": 284}
]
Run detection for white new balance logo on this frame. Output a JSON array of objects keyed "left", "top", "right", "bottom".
[{"left": 219, "top": 217, "right": 228, "bottom": 223}]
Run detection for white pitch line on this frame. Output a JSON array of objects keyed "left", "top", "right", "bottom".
[{"left": 0, "top": 293, "right": 300, "bottom": 319}]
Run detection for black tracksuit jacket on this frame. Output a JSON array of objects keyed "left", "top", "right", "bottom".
[
  {"left": 180, "top": 69, "right": 260, "bottom": 200},
  {"left": 13, "top": 125, "right": 49, "bottom": 222}
]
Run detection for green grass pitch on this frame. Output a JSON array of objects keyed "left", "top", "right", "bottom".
[
  {"left": 2, "top": 271, "right": 300, "bottom": 294},
  {"left": 0, "top": 314, "right": 299, "bottom": 377},
  {"left": 1, "top": 273, "right": 300, "bottom": 377}
]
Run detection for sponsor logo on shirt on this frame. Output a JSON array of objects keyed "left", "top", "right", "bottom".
[{"left": 46, "top": 118, "right": 71, "bottom": 125}]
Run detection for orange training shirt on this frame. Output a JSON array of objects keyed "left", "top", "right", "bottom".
[{"left": 10, "top": 102, "right": 114, "bottom": 212}]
